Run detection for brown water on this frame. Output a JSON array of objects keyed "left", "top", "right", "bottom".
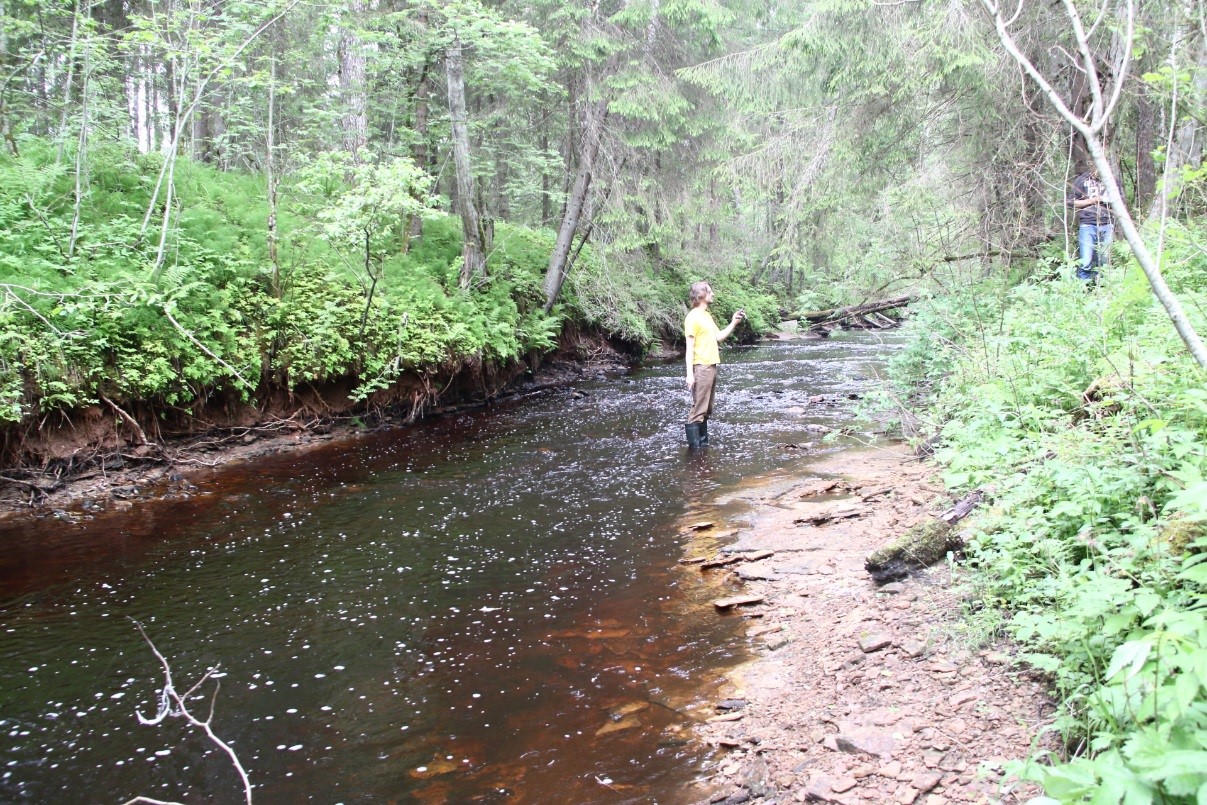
[{"left": 0, "top": 331, "right": 904, "bottom": 803}]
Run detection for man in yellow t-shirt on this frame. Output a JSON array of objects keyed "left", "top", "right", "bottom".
[{"left": 684, "top": 281, "right": 744, "bottom": 448}]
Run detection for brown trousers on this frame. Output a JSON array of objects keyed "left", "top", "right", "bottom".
[{"left": 688, "top": 364, "right": 717, "bottom": 424}]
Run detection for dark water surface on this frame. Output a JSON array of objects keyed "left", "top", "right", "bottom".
[{"left": 0, "top": 331, "right": 904, "bottom": 804}]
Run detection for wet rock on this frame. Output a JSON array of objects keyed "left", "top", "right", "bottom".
[
  {"left": 609, "top": 701, "right": 649, "bottom": 718},
  {"left": 717, "top": 699, "right": 748, "bottom": 711},
  {"left": 714, "top": 595, "right": 765, "bottom": 610},
  {"left": 595, "top": 715, "right": 641, "bottom": 735},
  {"left": 708, "top": 712, "right": 745, "bottom": 723}
]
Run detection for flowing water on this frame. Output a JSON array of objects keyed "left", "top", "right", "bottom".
[{"left": 0, "top": 331, "right": 905, "bottom": 804}]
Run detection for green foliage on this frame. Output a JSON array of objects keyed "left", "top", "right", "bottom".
[
  {"left": 887, "top": 251, "right": 1207, "bottom": 803},
  {"left": 0, "top": 138, "right": 776, "bottom": 424}
]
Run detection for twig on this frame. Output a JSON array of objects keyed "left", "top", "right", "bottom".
[{"left": 129, "top": 620, "right": 254, "bottom": 805}]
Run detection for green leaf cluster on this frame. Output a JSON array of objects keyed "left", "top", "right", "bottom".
[{"left": 887, "top": 242, "right": 1207, "bottom": 803}]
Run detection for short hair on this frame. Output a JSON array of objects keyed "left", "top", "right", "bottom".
[{"left": 689, "top": 281, "right": 711, "bottom": 307}]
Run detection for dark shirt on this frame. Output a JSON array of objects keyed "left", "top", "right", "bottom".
[{"left": 1070, "top": 172, "right": 1114, "bottom": 226}]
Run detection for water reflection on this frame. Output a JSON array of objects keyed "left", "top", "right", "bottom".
[{"left": 0, "top": 331, "right": 904, "bottom": 803}]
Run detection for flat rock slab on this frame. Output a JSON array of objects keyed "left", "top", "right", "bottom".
[
  {"left": 795, "top": 501, "right": 871, "bottom": 525},
  {"left": 859, "top": 633, "right": 893, "bottom": 653},
  {"left": 835, "top": 722, "right": 898, "bottom": 758},
  {"left": 725, "top": 531, "right": 811, "bottom": 554},
  {"left": 736, "top": 561, "right": 781, "bottom": 581},
  {"left": 714, "top": 594, "right": 765, "bottom": 610}
]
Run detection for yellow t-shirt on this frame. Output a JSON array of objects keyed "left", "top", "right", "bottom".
[{"left": 685, "top": 307, "right": 720, "bottom": 366}]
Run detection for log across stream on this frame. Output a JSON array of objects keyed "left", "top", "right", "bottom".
[{"left": 0, "top": 330, "right": 907, "bottom": 804}]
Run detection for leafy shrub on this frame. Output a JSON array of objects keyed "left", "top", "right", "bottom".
[{"left": 888, "top": 252, "right": 1207, "bottom": 802}]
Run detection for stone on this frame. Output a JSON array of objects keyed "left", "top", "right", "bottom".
[
  {"left": 900, "top": 640, "right": 927, "bottom": 658},
  {"left": 859, "top": 633, "right": 893, "bottom": 653},
  {"left": 877, "top": 761, "right": 903, "bottom": 779},
  {"left": 948, "top": 691, "right": 977, "bottom": 708},
  {"left": 831, "top": 777, "right": 858, "bottom": 793},
  {"left": 910, "top": 772, "right": 942, "bottom": 793},
  {"left": 766, "top": 635, "right": 791, "bottom": 651},
  {"left": 835, "top": 724, "right": 898, "bottom": 758},
  {"left": 822, "top": 735, "right": 839, "bottom": 752},
  {"left": 984, "top": 651, "right": 1011, "bottom": 665},
  {"left": 894, "top": 787, "right": 919, "bottom": 804},
  {"left": 596, "top": 715, "right": 641, "bottom": 735},
  {"left": 714, "top": 595, "right": 765, "bottom": 610}
]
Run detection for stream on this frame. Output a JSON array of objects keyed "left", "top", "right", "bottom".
[{"left": 0, "top": 331, "right": 905, "bottom": 804}]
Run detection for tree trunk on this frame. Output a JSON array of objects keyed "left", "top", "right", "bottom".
[
  {"left": 338, "top": 0, "right": 368, "bottom": 160},
  {"left": 542, "top": 96, "right": 608, "bottom": 312},
  {"left": 1149, "top": 27, "right": 1206, "bottom": 221},
  {"left": 446, "top": 33, "right": 486, "bottom": 289},
  {"left": 407, "top": 50, "right": 431, "bottom": 241},
  {"left": 1134, "top": 78, "right": 1156, "bottom": 210}
]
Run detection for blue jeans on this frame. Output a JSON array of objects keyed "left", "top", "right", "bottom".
[{"left": 1077, "top": 223, "right": 1112, "bottom": 280}]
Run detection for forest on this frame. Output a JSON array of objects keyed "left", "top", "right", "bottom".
[{"left": 0, "top": 0, "right": 1205, "bottom": 801}]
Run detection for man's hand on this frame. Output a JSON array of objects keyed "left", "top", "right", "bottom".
[
  {"left": 686, "top": 373, "right": 695, "bottom": 390},
  {"left": 731, "top": 309, "right": 746, "bottom": 326}
]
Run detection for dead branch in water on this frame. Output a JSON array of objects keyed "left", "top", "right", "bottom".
[{"left": 126, "top": 620, "right": 253, "bottom": 805}]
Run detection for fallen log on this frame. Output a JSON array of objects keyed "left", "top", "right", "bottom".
[
  {"left": 865, "top": 489, "right": 985, "bottom": 584},
  {"left": 940, "top": 489, "right": 983, "bottom": 524},
  {"left": 799, "top": 295, "right": 914, "bottom": 325}
]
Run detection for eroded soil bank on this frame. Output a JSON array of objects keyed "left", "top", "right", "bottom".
[
  {"left": 680, "top": 445, "right": 1051, "bottom": 805},
  {"left": 0, "top": 330, "right": 638, "bottom": 520}
]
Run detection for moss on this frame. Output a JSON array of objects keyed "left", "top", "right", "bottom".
[{"left": 865, "top": 519, "right": 959, "bottom": 584}]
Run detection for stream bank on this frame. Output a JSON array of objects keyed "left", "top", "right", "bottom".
[
  {"left": 683, "top": 445, "right": 1052, "bottom": 805},
  {"left": 0, "top": 328, "right": 637, "bottom": 520}
]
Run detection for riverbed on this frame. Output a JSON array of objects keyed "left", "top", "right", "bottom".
[{"left": 0, "top": 331, "right": 904, "bottom": 804}]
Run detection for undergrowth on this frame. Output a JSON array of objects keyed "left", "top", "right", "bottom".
[
  {"left": 884, "top": 225, "right": 1207, "bottom": 803},
  {"left": 0, "top": 138, "right": 778, "bottom": 429}
]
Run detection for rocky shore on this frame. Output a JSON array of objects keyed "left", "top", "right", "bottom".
[{"left": 681, "top": 445, "right": 1052, "bottom": 805}]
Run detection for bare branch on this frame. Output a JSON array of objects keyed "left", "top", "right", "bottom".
[{"left": 129, "top": 620, "right": 254, "bottom": 805}]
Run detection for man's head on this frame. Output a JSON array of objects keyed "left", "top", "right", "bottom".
[{"left": 689, "top": 281, "right": 713, "bottom": 308}]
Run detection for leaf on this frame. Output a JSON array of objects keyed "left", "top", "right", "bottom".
[{"left": 1106, "top": 640, "right": 1153, "bottom": 683}]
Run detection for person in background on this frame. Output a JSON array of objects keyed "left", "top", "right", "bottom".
[
  {"left": 1069, "top": 166, "right": 1114, "bottom": 283},
  {"left": 684, "top": 281, "right": 745, "bottom": 449}
]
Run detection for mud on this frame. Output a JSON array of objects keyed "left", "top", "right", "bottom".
[{"left": 683, "top": 445, "right": 1052, "bottom": 805}]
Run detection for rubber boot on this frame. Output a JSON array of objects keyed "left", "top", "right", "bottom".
[
  {"left": 699, "top": 420, "right": 709, "bottom": 446},
  {"left": 685, "top": 422, "right": 703, "bottom": 449}
]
